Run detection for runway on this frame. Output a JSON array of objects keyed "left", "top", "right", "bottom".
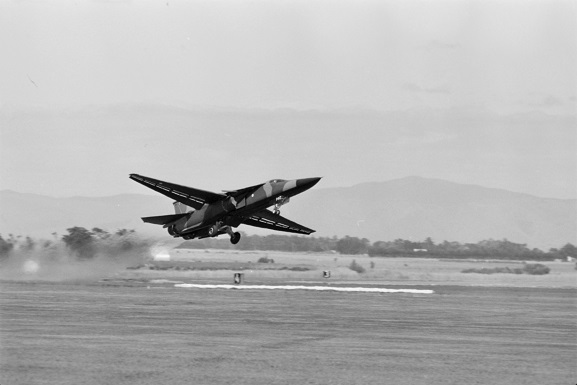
[{"left": 1, "top": 280, "right": 575, "bottom": 385}]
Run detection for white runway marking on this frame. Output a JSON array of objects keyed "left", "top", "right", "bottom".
[{"left": 174, "top": 283, "right": 434, "bottom": 294}]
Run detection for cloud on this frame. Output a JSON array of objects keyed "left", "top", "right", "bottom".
[
  {"left": 521, "top": 94, "right": 569, "bottom": 109},
  {"left": 426, "top": 40, "right": 460, "bottom": 50},
  {"left": 403, "top": 83, "right": 421, "bottom": 92},
  {"left": 541, "top": 96, "right": 563, "bottom": 107}
]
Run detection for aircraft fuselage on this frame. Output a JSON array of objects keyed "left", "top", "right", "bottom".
[{"left": 171, "top": 178, "right": 320, "bottom": 239}]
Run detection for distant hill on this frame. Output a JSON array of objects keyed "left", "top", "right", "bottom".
[
  {"left": 0, "top": 190, "right": 169, "bottom": 240},
  {"left": 281, "top": 176, "right": 577, "bottom": 250},
  {"left": 1, "top": 177, "right": 575, "bottom": 249}
]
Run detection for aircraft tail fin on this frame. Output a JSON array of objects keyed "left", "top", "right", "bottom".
[{"left": 173, "top": 201, "right": 192, "bottom": 214}]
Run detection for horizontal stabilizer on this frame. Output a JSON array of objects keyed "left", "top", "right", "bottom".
[{"left": 142, "top": 213, "right": 188, "bottom": 226}]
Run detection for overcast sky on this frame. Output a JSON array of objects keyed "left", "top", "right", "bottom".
[{"left": 1, "top": 0, "right": 576, "bottom": 199}]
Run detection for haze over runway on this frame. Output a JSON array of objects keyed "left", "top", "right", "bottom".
[{"left": 1, "top": 0, "right": 575, "bottom": 199}]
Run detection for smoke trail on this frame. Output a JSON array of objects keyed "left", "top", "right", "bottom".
[{"left": 0, "top": 235, "right": 158, "bottom": 282}]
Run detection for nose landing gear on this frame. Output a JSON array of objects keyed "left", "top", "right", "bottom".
[{"left": 273, "top": 195, "right": 290, "bottom": 215}]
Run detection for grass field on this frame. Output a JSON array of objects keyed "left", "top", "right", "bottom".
[
  {"left": 123, "top": 249, "right": 577, "bottom": 288},
  {"left": 1, "top": 250, "right": 576, "bottom": 385}
]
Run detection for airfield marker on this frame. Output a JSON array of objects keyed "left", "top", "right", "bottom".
[
  {"left": 174, "top": 283, "right": 433, "bottom": 294},
  {"left": 233, "top": 273, "right": 244, "bottom": 284}
]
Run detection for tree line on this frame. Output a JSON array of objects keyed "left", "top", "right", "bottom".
[
  {"left": 177, "top": 233, "right": 577, "bottom": 261},
  {"left": 1, "top": 227, "right": 576, "bottom": 262},
  {"left": 367, "top": 237, "right": 577, "bottom": 261},
  {"left": 0, "top": 227, "right": 150, "bottom": 261}
]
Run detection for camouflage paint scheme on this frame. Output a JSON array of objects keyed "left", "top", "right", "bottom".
[{"left": 129, "top": 174, "right": 321, "bottom": 244}]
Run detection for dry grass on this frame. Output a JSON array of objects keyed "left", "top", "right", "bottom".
[{"left": 121, "top": 249, "right": 577, "bottom": 288}]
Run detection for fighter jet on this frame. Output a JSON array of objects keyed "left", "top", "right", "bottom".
[{"left": 129, "top": 174, "right": 321, "bottom": 244}]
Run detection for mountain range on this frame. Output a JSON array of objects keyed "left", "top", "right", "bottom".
[{"left": 1, "top": 177, "right": 575, "bottom": 250}]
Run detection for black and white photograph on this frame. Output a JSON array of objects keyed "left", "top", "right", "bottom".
[{"left": 1, "top": 1, "right": 575, "bottom": 384}]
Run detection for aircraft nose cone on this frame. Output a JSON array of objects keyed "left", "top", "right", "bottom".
[{"left": 296, "top": 177, "right": 322, "bottom": 189}]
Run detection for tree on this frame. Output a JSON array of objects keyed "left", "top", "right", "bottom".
[
  {"left": 115, "top": 229, "right": 135, "bottom": 237},
  {"left": 22, "top": 236, "right": 35, "bottom": 251},
  {"left": 348, "top": 259, "right": 366, "bottom": 273},
  {"left": 62, "top": 227, "right": 95, "bottom": 259},
  {"left": 559, "top": 243, "right": 577, "bottom": 258},
  {"left": 423, "top": 237, "right": 435, "bottom": 250},
  {"left": 336, "top": 236, "right": 369, "bottom": 255},
  {"left": 92, "top": 228, "right": 110, "bottom": 240},
  {"left": 0, "top": 234, "right": 14, "bottom": 259}
]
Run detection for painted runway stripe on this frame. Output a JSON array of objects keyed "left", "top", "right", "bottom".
[{"left": 174, "top": 283, "right": 434, "bottom": 294}]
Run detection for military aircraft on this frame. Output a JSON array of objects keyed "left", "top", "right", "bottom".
[{"left": 129, "top": 174, "right": 321, "bottom": 244}]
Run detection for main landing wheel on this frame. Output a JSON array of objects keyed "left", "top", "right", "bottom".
[
  {"left": 230, "top": 232, "right": 241, "bottom": 245},
  {"left": 208, "top": 224, "right": 220, "bottom": 237}
]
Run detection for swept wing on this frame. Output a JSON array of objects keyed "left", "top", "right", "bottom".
[
  {"left": 129, "top": 174, "right": 225, "bottom": 210},
  {"left": 242, "top": 209, "right": 315, "bottom": 235}
]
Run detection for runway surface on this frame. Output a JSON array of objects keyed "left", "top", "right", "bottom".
[{"left": 1, "top": 280, "right": 575, "bottom": 385}]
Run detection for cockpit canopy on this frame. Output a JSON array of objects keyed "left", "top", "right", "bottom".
[{"left": 269, "top": 179, "right": 287, "bottom": 184}]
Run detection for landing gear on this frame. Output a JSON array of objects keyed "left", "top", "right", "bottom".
[
  {"left": 208, "top": 221, "right": 223, "bottom": 237},
  {"left": 272, "top": 195, "right": 289, "bottom": 215},
  {"left": 230, "top": 232, "right": 241, "bottom": 244},
  {"left": 224, "top": 226, "right": 241, "bottom": 244}
]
